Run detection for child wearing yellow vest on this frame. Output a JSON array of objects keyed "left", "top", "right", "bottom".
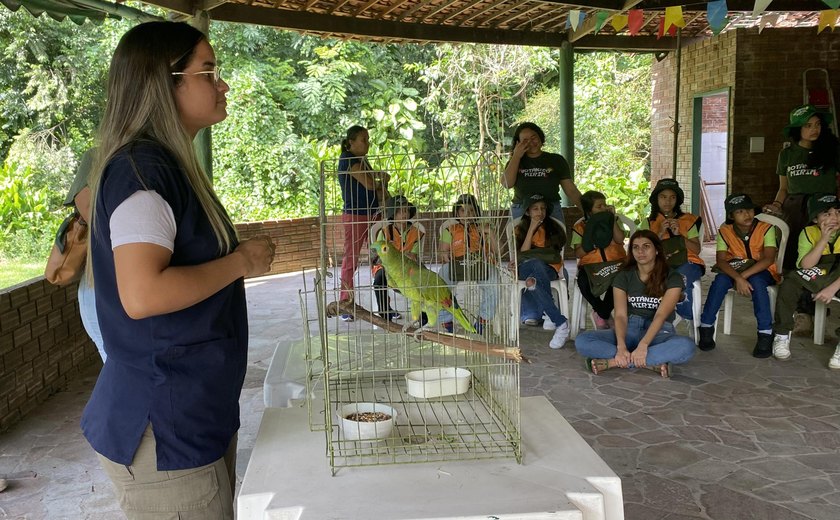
[
  {"left": 372, "top": 195, "right": 424, "bottom": 321},
  {"left": 571, "top": 190, "right": 627, "bottom": 330},
  {"left": 771, "top": 194, "right": 840, "bottom": 368},
  {"left": 697, "top": 194, "right": 779, "bottom": 356},
  {"left": 639, "top": 178, "right": 705, "bottom": 322}
]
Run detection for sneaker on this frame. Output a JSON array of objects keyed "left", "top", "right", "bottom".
[
  {"left": 523, "top": 318, "right": 543, "bottom": 327},
  {"left": 543, "top": 314, "right": 557, "bottom": 331},
  {"left": 474, "top": 318, "right": 488, "bottom": 335},
  {"left": 375, "top": 311, "right": 401, "bottom": 322},
  {"left": 772, "top": 332, "right": 791, "bottom": 360},
  {"left": 792, "top": 312, "right": 814, "bottom": 337},
  {"left": 829, "top": 344, "right": 840, "bottom": 370},
  {"left": 549, "top": 322, "right": 570, "bottom": 349},
  {"left": 753, "top": 332, "right": 773, "bottom": 358},
  {"left": 592, "top": 311, "right": 610, "bottom": 330},
  {"left": 698, "top": 325, "right": 716, "bottom": 351},
  {"left": 441, "top": 321, "right": 453, "bottom": 333},
  {"left": 340, "top": 314, "right": 354, "bottom": 322}
]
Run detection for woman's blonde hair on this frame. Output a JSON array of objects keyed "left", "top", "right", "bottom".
[{"left": 87, "top": 21, "right": 235, "bottom": 276}]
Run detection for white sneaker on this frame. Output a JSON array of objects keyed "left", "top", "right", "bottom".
[
  {"left": 543, "top": 314, "right": 557, "bottom": 331},
  {"left": 829, "top": 344, "right": 840, "bottom": 370},
  {"left": 772, "top": 333, "right": 791, "bottom": 360},
  {"left": 549, "top": 322, "right": 570, "bottom": 349}
]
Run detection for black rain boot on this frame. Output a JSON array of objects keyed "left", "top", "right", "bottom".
[
  {"left": 753, "top": 332, "right": 773, "bottom": 358},
  {"left": 698, "top": 326, "right": 716, "bottom": 351}
]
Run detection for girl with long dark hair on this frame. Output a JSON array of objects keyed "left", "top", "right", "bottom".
[{"left": 575, "top": 230, "right": 695, "bottom": 378}]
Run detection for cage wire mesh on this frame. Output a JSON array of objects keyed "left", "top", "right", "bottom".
[{"left": 301, "top": 150, "right": 523, "bottom": 473}]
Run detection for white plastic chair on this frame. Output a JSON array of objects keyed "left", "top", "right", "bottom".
[
  {"left": 505, "top": 217, "right": 570, "bottom": 337},
  {"left": 672, "top": 222, "right": 704, "bottom": 343},
  {"left": 719, "top": 213, "right": 789, "bottom": 337},
  {"left": 815, "top": 297, "right": 840, "bottom": 345},
  {"left": 569, "top": 214, "right": 636, "bottom": 339}
]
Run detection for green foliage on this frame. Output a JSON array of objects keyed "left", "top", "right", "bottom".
[
  {"left": 0, "top": 12, "right": 655, "bottom": 286},
  {"left": 0, "top": 162, "right": 65, "bottom": 260}
]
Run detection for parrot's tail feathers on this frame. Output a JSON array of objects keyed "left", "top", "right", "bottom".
[{"left": 452, "top": 307, "right": 475, "bottom": 334}]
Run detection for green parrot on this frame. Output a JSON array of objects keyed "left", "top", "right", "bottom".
[{"left": 370, "top": 240, "right": 475, "bottom": 333}]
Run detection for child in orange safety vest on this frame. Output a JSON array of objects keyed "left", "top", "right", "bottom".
[
  {"left": 697, "top": 194, "right": 779, "bottom": 357},
  {"left": 372, "top": 195, "right": 425, "bottom": 321}
]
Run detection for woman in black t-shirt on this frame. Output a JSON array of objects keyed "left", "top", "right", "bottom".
[
  {"left": 501, "top": 122, "right": 582, "bottom": 222},
  {"left": 575, "top": 230, "right": 695, "bottom": 378}
]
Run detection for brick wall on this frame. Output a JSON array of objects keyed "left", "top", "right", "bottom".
[
  {"left": 652, "top": 27, "right": 840, "bottom": 209},
  {"left": 651, "top": 30, "right": 737, "bottom": 209},
  {"left": 0, "top": 279, "right": 99, "bottom": 432}
]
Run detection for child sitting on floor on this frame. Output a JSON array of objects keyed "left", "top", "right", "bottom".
[
  {"left": 771, "top": 194, "right": 840, "bottom": 369},
  {"left": 372, "top": 195, "right": 424, "bottom": 321},
  {"left": 697, "top": 194, "right": 779, "bottom": 357},
  {"left": 571, "top": 190, "right": 627, "bottom": 330}
]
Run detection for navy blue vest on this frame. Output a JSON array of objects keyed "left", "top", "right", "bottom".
[{"left": 81, "top": 140, "right": 248, "bottom": 470}]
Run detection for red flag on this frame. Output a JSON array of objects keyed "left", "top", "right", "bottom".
[
  {"left": 628, "top": 9, "right": 644, "bottom": 35},
  {"left": 657, "top": 16, "right": 664, "bottom": 39}
]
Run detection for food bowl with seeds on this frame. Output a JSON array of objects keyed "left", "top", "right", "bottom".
[{"left": 337, "top": 402, "right": 397, "bottom": 441}]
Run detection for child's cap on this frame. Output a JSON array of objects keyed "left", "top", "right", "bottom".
[
  {"left": 724, "top": 194, "right": 760, "bottom": 224},
  {"left": 649, "top": 178, "right": 684, "bottom": 207},
  {"left": 808, "top": 194, "right": 840, "bottom": 221},
  {"left": 384, "top": 195, "right": 416, "bottom": 221},
  {"left": 783, "top": 104, "right": 833, "bottom": 138},
  {"left": 522, "top": 192, "right": 554, "bottom": 216}
]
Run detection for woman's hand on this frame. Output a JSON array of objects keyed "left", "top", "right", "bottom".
[
  {"left": 762, "top": 201, "right": 783, "bottom": 216},
  {"left": 630, "top": 344, "right": 648, "bottom": 368},
  {"left": 614, "top": 347, "right": 631, "bottom": 368},
  {"left": 235, "top": 235, "right": 275, "bottom": 278},
  {"left": 512, "top": 140, "right": 529, "bottom": 159}
]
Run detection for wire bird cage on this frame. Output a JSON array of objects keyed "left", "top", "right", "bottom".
[{"left": 300, "top": 150, "right": 523, "bottom": 473}]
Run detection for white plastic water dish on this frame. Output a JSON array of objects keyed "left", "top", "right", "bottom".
[
  {"left": 338, "top": 402, "right": 397, "bottom": 441},
  {"left": 405, "top": 367, "right": 472, "bottom": 398}
]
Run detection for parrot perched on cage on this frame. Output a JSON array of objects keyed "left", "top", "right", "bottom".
[{"left": 370, "top": 240, "right": 475, "bottom": 333}]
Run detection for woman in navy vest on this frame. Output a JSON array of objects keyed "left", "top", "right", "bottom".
[{"left": 81, "top": 22, "right": 274, "bottom": 519}]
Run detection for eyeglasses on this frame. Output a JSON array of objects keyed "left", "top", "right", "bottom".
[{"left": 171, "top": 66, "right": 222, "bottom": 86}]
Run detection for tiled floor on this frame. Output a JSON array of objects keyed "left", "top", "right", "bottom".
[{"left": 2, "top": 263, "right": 840, "bottom": 519}]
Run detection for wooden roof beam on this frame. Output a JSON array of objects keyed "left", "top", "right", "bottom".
[
  {"left": 378, "top": 0, "right": 411, "bottom": 18},
  {"left": 418, "top": 0, "right": 463, "bottom": 23},
  {"left": 352, "top": 0, "right": 382, "bottom": 16},
  {"left": 459, "top": 0, "right": 509, "bottom": 25},
  {"left": 440, "top": 0, "right": 485, "bottom": 23},
  {"left": 404, "top": 0, "right": 441, "bottom": 20},
  {"left": 511, "top": 8, "right": 560, "bottom": 30},
  {"left": 492, "top": 2, "right": 544, "bottom": 29},
  {"left": 207, "top": 2, "right": 569, "bottom": 45}
]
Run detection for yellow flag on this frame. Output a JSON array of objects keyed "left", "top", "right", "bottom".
[
  {"left": 818, "top": 10, "right": 840, "bottom": 33},
  {"left": 664, "top": 6, "right": 686, "bottom": 31},
  {"left": 611, "top": 14, "right": 628, "bottom": 32}
]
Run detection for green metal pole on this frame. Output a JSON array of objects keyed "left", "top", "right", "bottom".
[
  {"left": 671, "top": 28, "right": 682, "bottom": 180},
  {"left": 191, "top": 11, "right": 214, "bottom": 181},
  {"left": 558, "top": 40, "right": 574, "bottom": 207}
]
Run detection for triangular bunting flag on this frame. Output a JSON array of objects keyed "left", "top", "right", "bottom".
[
  {"left": 818, "top": 9, "right": 840, "bottom": 32},
  {"left": 594, "top": 11, "right": 610, "bottom": 33},
  {"left": 708, "top": 0, "right": 728, "bottom": 29},
  {"left": 711, "top": 16, "right": 730, "bottom": 35},
  {"left": 565, "top": 16, "right": 571, "bottom": 29},
  {"left": 569, "top": 10, "right": 583, "bottom": 31},
  {"left": 628, "top": 9, "right": 644, "bottom": 35},
  {"left": 664, "top": 6, "right": 686, "bottom": 31},
  {"left": 822, "top": 0, "right": 840, "bottom": 9},
  {"left": 611, "top": 14, "right": 628, "bottom": 32},
  {"left": 657, "top": 16, "right": 665, "bottom": 39},
  {"left": 752, "top": 0, "right": 772, "bottom": 16},
  {"left": 759, "top": 13, "right": 780, "bottom": 33}
]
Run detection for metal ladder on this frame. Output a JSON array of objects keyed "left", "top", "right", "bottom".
[{"left": 803, "top": 68, "right": 838, "bottom": 136}]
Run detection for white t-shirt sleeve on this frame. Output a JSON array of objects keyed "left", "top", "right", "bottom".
[{"left": 110, "top": 190, "right": 177, "bottom": 252}]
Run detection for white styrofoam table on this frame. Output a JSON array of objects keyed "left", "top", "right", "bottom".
[{"left": 238, "top": 396, "right": 624, "bottom": 520}]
